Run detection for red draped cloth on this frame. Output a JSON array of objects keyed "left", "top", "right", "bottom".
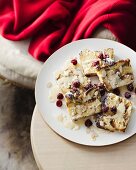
[{"left": 0, "top": 0, "right": 136, "bottom": 62}]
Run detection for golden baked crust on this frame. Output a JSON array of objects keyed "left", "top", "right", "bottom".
[
  {"left": 104, "top": 48, "right": 114, "bottom": 59},
  {"left": 96, "top": 93, "right": 132, "bottom": 132},
  {"left": 55, "top": 49, "right": 134, "bottom": 131},
  {"left": 96, "top": 59, "right": 134, "bottom": 91},
  {"left": 65, "top": 85, "right": 101, "bottom": 121},
  {"left": 55, "top": 61, "right": 88, "bottom": 93},
  {"left": 79, "top": 49, "right": 101, "bottom": 76},
  {"left": 79, "top": 48, "right": 114, "bottom": 76}
]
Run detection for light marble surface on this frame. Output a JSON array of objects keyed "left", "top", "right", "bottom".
[{"left": 0, "top": 78, "right": 38, "bottom": 170}]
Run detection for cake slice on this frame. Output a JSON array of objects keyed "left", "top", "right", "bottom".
[
  {"left": 79, "top": 48, "right": 114, "bottom": 76},
  {"left": 96, "top": 93, "right": 132, "bottom": 132},
  {"left": 55, "top": 61, "right": 88, "bottom": 93},
  {"left": 104, "top": 48, "right": 114, "bottom": 59},
  {"left": 96, "top": 59, "right": 134, "bottom": 91},
  {"left": 65, "top": 85, "right": 101, "bottom": 121}
]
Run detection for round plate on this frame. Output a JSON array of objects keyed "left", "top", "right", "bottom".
[{"left": 35, "top": 38, "right": 136, "bottom": 146}]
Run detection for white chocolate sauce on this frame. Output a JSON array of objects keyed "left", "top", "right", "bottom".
[
  {"left": 48, "top": 85, "right": 61, "bottom": 102},
  {"left": 46, "top": 82, "right": 52, "bottom": 88}
]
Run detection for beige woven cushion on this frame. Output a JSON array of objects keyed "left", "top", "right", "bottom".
[
  {"left": 0, "top": 37, "right": 42, "bottom": 89},
  {"left": 0, "top": 27, "right": 117, "bottom": 89}
]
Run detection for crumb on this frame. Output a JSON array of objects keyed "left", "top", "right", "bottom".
[
  {"left": 90, "top": 130, "right": 98, "bottom": 141},
  {"left": 86, "top": 128, "right": 91, "bottom": 134},
  {"left": 46, "top": 82, "right": 52, "bottom": 88},
  {"left": 56, "top": 114, "right": 64, "bottom": 122}
]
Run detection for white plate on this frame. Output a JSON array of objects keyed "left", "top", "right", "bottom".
[{"left": 35, "top": 38, "right": 136, "bottom": 146}]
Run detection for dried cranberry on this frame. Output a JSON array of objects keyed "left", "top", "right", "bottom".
[
  {"left": 92, "top": 60, "right": 99, "bottom": 67},
  {"left": 72, "top": 81, "right": 80, "bottom": 88},
  {"left": 125, "top": 92, "right": 131, "bottom": 99},
  {"left": 57, "top": 93, "right": 64, "bottom": 100},
  {"left": 85, "top": 119, "right": 92, "bottom": 128},
  {"left": 113, "top": 88, "right": 120, "bottom": 95},
  {"left": 56, "top": 100, "right": 62, "bottom": 107},
  {"left": 98, "top": 53, "right": 104, "bottom": 60},
  {"left": 127, "top": 83, "right": 134, "bottom": 92},
  {"left": 71, "top": 59, "right": 77, "bottom": 65},
  {"left": 84, "top": 83, "right": 93, "bottom": 90},
  {"left": 102, "top": 104, "right": 109, "bottom": 113},
  {"left": 111, "top": 106, "right": 117, "bottom": 113}
]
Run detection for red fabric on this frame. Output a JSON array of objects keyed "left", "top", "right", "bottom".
[{"left": 0, "top": 0, "right": 136, "bottom": 62}]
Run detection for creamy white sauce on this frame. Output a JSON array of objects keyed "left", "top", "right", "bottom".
[
  {"left": 86, "top": 128, "right": 91, "bottom": 134},
  {"left": 57, "top": 114, "right": 64, "bottom": 122},
  {"left": 90, "top": 128, "right": 98, "bottom": 141},
  {"left": 46, "top": 82, "right": 52, "bottom": 88},
  {"left": 105, "top": 57, "right": 114, "bottom": 64},
  {"left": 48, "top": 85, "right": 61, "bottom": 102},
  {"left": 56, "top": 113, "right": 80, "bottom": 131}
]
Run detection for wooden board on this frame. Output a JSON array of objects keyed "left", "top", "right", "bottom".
[{"left": 31, "top": 106, "right": 136, "bottom": 170}]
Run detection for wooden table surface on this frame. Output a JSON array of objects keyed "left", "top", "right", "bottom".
[{"left": 31, "top": 106, "right": 136, "bottom": 170}]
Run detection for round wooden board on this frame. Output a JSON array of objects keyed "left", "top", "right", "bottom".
[{"left": 31, "top": 106, "right": 136, "bottom": 170}]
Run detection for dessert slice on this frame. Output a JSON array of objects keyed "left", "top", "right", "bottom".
[
  {"left": 104, "top": 48, "right": 114, "bottom": 59},
  {"left": 65, "top": 85, "right": 101, "bottom": 121},
  {"left": 79, "top": 48, "right": 114, "bottom": 76},
  {"left": 96, "top": 59, "right": 134, "bottom": 91},
  {"left": 55, "top": 60, "right": 88, "bottom": 93},
  {"left": 79, "top": 49, "right": 102, "bottom": 76},
  {"left": 96, "top": 93, "right": 132, "bottom": 132}
]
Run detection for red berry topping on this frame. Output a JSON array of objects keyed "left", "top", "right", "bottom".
[
  {"left": 102, "top": 104, "right": 109, "bottom": 113},
  {"left": 92, "top": 60, "right": 99, "bottom": 67},
  {"left": 113, "top": 88, "right": 120, "bottom": 95},
  {"left": 72, "top": 81, "right": 80, "bottom": 88},
  {"left": 111, "top": 106, "right": 117, "bottom": 113},
  {"left": 125, "top": 92, "right": 131, "bottom": 99},
  {"left": 56, "top": 100, "right": 62, "bottom": 107},
  {"left": 85, "top": 119, "right": 92, "bottom": 128},
  {"left": 127, "top": 83, "right": 134, "bottom": 92},
  {"left": 71, "top": 59, "right": 77, "bottom": 65},
  {"left": 98, "top": 53, "right": 104, "bottom": 60},
  {"left": 57, "top": 93, "right": 64, "bottom": 100}
]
